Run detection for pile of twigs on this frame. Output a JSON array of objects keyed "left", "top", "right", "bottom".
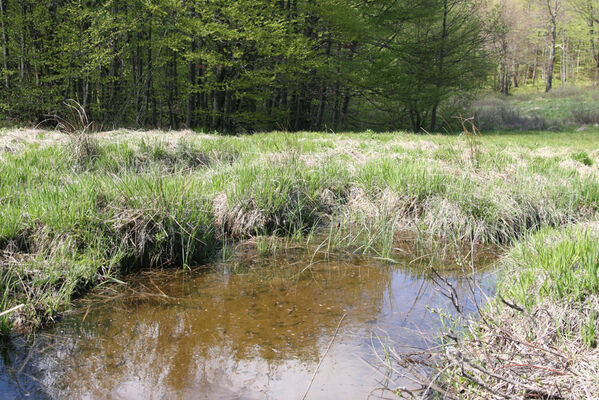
[{"left": 384, "top": 294, "right": 599, "bottom": 399}]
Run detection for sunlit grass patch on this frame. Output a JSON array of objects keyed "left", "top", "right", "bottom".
[{"left": 500, "top": 226, "right": 599, "bottom": 309}]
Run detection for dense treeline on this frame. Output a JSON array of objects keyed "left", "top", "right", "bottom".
[
  {"left": 0, "top": 0, "right": 490, "bottom": 132},
  {"left": 2, "top": 0, "right": 599, "bottom": 132}
]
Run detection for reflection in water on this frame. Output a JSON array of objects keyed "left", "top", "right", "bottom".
[{"left": 0, "top": 254, "right": 494, "bottom": 400}]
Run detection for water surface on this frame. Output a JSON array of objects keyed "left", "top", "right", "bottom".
[{"left": 0, "top": 252, "right": 494, "bottom": 399}]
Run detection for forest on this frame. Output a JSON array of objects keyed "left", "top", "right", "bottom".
[{"left": 0, "top": 0, "right": 594, "bottom": 133}]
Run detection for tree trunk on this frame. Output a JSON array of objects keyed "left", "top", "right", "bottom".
[
  {"left": 545, "top": 0, "right": 558, "bottom": 93},
  {"left": 586, "top": 1, "right": 599, "bottom": 84},
  {"left": 532, "top": 49, "right": 538, "bottom": 84},
  {"left": 167, "top": 49, "right": 178, "bottom": 129},
  {"left": 430, "top": 106, "right": 438, "bottom": 132},
  {"left": 340, "top": 45, "right": 356, "bottom": 127},
  {"left": 0, "top": 0, "right": 8, "bottom": 89},
  {"left": 212, "top": 66, "right": 225, "bottom": 130},
  {"left": 315, "top": 39, "right": 332, "bottom": 130},
  {"left": 19, "top": 2, "right": 25, "bottom": 83},
  {"left": 148, "top": 23, "right": 157, "bottom": 127},
  {"left": 431, "top": 0, "right": 448, "bottom": 132},
  {"left": 186, "top": 52, "right": 196, "bottom": 129}
]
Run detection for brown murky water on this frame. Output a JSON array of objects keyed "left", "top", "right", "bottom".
[{"left": 0, "top": 253, "right": 494, "bottom": 399}]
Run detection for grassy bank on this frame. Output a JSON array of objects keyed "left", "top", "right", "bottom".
[
  {"left": 416, "top": 224, "right": 599, "bottom": 399},
  {"left": 0, "top": 128, "right": 598, "bottom": 332}
]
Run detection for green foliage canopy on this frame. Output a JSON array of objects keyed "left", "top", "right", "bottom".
[{"left": 0, "top": 0, "right": 490, "bottom": 132}]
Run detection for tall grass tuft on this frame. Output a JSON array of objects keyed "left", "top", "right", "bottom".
[
  {"left": 50, "top": 100, "right": 101, "bottom": 168},
  {"left": 571, "top": 151, "right": 594, "bottom": 166},
  {"left": 0, "top": 270, "right": 15, "bottom": 335}
]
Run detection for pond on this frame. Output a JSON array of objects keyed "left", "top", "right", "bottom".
[{"left": 0, "top": 250, "right": 495, "bottom": 399}]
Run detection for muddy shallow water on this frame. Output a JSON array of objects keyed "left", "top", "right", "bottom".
[{"left": 0, "top": 252, "right": 495, "bottom": 399}]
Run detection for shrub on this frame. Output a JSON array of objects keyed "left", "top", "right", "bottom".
[
  {"left": 571, "top": 108, "right": 599, "bottom": 125},
  {"left": 546, "top": 84, "right": 586, "bottom": 99},
  {"left": 471, "top": 96, "right": 546, "bottom": 131}
]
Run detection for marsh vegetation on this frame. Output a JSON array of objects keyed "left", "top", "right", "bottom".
[{"left": 0, "top": 126, "right": 596, "bottom": 328}]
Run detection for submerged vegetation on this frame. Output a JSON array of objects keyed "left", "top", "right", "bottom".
[{"left": 0, "top": 127, "right": 598, "bottom": 334}]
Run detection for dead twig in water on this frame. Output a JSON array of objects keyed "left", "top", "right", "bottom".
[{"left": 301, "top": 313, "right": 347, "bottom": 400}]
